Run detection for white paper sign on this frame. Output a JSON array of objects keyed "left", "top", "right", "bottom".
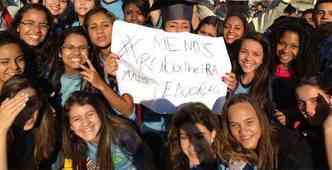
[{"left": 111, "top": 21, "right": 231, "bottom": 113}]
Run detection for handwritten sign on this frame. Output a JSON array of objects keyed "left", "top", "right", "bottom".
[{"left": 111, "top": 21, "right": 231, "bottom": 113}]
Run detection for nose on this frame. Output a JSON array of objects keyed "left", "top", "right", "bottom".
[
  {"left": 32, "top": 24, "right": 42, "bottom": 34},
  {"left": 239, "top": 126, "right": 250, "bottom": 136},
  {"left": 96, "top": 25, "right": 104, "bottom": 34},
  {"left": 305, "top": 102, "right": 316, "bottom": 116},
  {"left": 81, "top": 117, "right": 91, "bottom": 127},
  {"left": 228, "top": 26, "right": 235, "bottom": 33}
]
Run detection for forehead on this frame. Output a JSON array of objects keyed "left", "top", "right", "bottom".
[
  {"left": 167, "top": 19, "right": 190, "bottom": 25},
  {"left": 280, "top": 31, "right": 299, "bottom": 41},
  {"left": 22, "top": 9, "right": 47, "bottom": 20},
  {"left": 226, "top": 16, "right": 243, "bottom": 25},
  {"left": 296, "top": 85, "right": 322, "bottom": 99},
  {"left": 318, "top": 2, "right": 332, "bottom": 10},
  {"left": 228, "top": 102, "right": 258, "bottom": 121},
  {"left": 21, "top": 87, "right": 36, "bottom": 97},
  {"left": 241, "top": 39, "right": 263, "bottom": 50},
  {"left": 88, "top": 12, "right": 113, "bottom": 24},
  {"left": 0, "top": 43, "right": 23, "bottom": 59},
  {"left": 69, "top": 104, "right": 97, "bottom": 116},
  {"left": 125, "top": 3, "right": 140, "bottom": 9},
  {"left": 64, "top": 33, "right": 88, "bottom": 44}
]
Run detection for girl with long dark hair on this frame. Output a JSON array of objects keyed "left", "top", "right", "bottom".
[
  {"left": 221, "top": 94, "right": 314, "bottom": 170},
  {"left": 61, "top": 91, "right": 155, "bottom": 170},
  {"left": 0, "top": 75, "right": 57, "bottom": 169}
]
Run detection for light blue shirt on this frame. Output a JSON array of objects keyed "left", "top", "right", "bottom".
[
  {"left": 60, "top": 73, "right": 82, "bottom": 106},
  {"left": 101, "top": 0, "right": 124, "bottom": 20}
]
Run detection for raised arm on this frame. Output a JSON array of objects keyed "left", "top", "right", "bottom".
[{"left": 0, "top": 92, "right": 29, "bottom": 170}]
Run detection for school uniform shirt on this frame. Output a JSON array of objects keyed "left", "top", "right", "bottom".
[
  {"left": 60, "top": 73, "right": 82, "bottom": 106},
  {"left": 191, "top": 159, "right": 256, "bottom": 170},
  {"left": 276, "top": 125, "right": 314, "bottom": 170},
  {"left": 101, "top": 0, "right": 124, "bottom": 20},
  {"left": 87, "top": 143, "right": 137, "bottom": 170}
]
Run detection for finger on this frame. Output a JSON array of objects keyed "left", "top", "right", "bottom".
[
  {"left": 108, "top": 53, "right": 120, "bottom": 60},
  {"left": 82, "top": 53, "right": 96, "bottom": 71},
  {"left": 5, "top": 94, "right": 29, "bottom": 109},
  {"left": 79, "top": 64, "right": 90, "bottom": 72},
  {"left": 1, "top": 98, "right": 10, "bottom": 106},
  {"left": 80, "top": 71, "right": 91, "bottom": 79}
]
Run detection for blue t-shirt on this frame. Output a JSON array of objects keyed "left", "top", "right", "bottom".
[
  {"left": 60, "top": 73, "right": 82, "bottom": 106},
  {"left": 101, "top": 0, "right": 124, "bottom": 20}
]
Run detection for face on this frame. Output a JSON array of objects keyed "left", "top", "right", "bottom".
[
  {"left": 223, "top": 16, "right": 245, "bottom": 44},
  {"left": 74, "top": 0, "right": 95, "bottom": 18},
  {"left": 276, "top": 31, "right": 299, "bottom": 66},
  {"left": 180, "top": 123, "right": 216, "bottom": 166},
  {"left": 22, "top": 88, "right": 38, "bottom": 131},
  {"left": 43, "top": 0, "right": 68, "bottom": 17},
  {"left": 124, "top": 3, "right": 146, "bottom": 25},
  {"left": 87, "top": 12, "right": 113, "bottom": 49},
  {"left": 61, "top": 33, "right": 88, "bottom": 73},
  {"left": 238, "top": 39, "right": 263, "bottom": 75},
  {"left": 0, "top": 43, "right": 25, "bottom": 85},
  {"left": 198, "top": 24, "right": 217, "bottom": 37},
  {"left": 228, "top": 102, "right": 262, "bottom": 150},
  {"left": 303, "top": 12, "right": 315, "bottom": 27},
  {"left": 296, "top": 85, "right": 331, "bottom": 119},
  {"left": 69, "top": 104, "right": 102, "bottom": 144},
  {"left": 315, "top": 2, "right": 332, "bottom": 26},
  {"left": 164, "top": 19, "right": 191, "bottom": 33},
  {"left": 17, "top": 9, "right": 49, "bottom": 47}
]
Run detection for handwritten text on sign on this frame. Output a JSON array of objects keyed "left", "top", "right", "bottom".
[{"left": 111, "top": 21, "right": 231, "bottom": 112}]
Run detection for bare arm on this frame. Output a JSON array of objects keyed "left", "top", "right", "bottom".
[
  {"left": 80, "top": 54, "right": 134, "bottom": 117},
  {"left": 0, "top": 93, "right": 28, "bottom": 170}
]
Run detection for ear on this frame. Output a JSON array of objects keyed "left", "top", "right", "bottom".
[
  {"left": 210, "top": 130, "right": 216, "bottom": 144},
  {"left": 16, "top": 27, "right": 20, "bottom": 34},
  {"left": 327, "top": 95, "right": 332, "bottom": 106},
  {"left": 23, "top": 111, "right": 38, "bottom": 131}
]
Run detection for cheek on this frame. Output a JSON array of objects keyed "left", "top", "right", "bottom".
[
  {"left": 18, "top": 62, "right": 26, "bottom": 72},
  {"left": 230, "top": 127, "right": 240, "bottom": 141}
]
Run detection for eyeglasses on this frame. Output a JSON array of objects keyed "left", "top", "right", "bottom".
[
  {"left": 20, "top": 21, "right": 49, "bottom": 30},
  {"left": 62, "top": 44, "right": 90, "bottom": 51}
]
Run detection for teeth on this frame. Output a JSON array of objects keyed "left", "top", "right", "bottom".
[
  {"left": 30, "top": 35, "right": 40, "bottom": 39},
  {"left": 71, "top": 58, "right": 82, "bottom": 63}
]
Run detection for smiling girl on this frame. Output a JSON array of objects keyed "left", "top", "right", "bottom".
[
  {"left": 221, "top": 94, "right": 314, "bottom": 170},
  {"left": 62, "top": 91, "right": 155, "bottom": 170}
]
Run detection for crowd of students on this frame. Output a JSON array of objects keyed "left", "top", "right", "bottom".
[{"left": 0, "top": 0, "right": 332, "bottom": 169}]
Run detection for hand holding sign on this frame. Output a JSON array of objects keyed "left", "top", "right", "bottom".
[
  {"left": 105, "top": 53, "right": 120, "bottom": 76},
  {"left": 111, "top": 21, "right": 232, "bottom": 112}
]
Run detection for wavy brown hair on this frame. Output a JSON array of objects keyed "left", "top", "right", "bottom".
[
  {"left": 62, "top": 91, "right": 155, "bottom": 170},
  {"left": 221, "top": 94, "right": 278, "bottom": 170},
  {"left": 167, "top": 102, "right": 237, "bottom": 170},
  {"left": 0, "top": 75, "right": 57, "bottom": 168},
  {"left": 232, "top": 33, "right": 273, "bottom": 114}
]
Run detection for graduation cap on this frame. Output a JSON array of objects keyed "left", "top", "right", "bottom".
[{"left": 150, "top": 0, "right": 199, "bottom": 22}]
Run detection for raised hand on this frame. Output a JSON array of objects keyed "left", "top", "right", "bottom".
[
  {"left": 0, "top": 91, "right": 29, "bottom": 134},
  {"left": 80, "top": 54, "right": 107, "bottom": 90},
  {"left": 104, "top": 53, "right": 119, "bottom": 76},
  {"left": 222, "top": 72, "right": 237, "bottom": 92}
]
